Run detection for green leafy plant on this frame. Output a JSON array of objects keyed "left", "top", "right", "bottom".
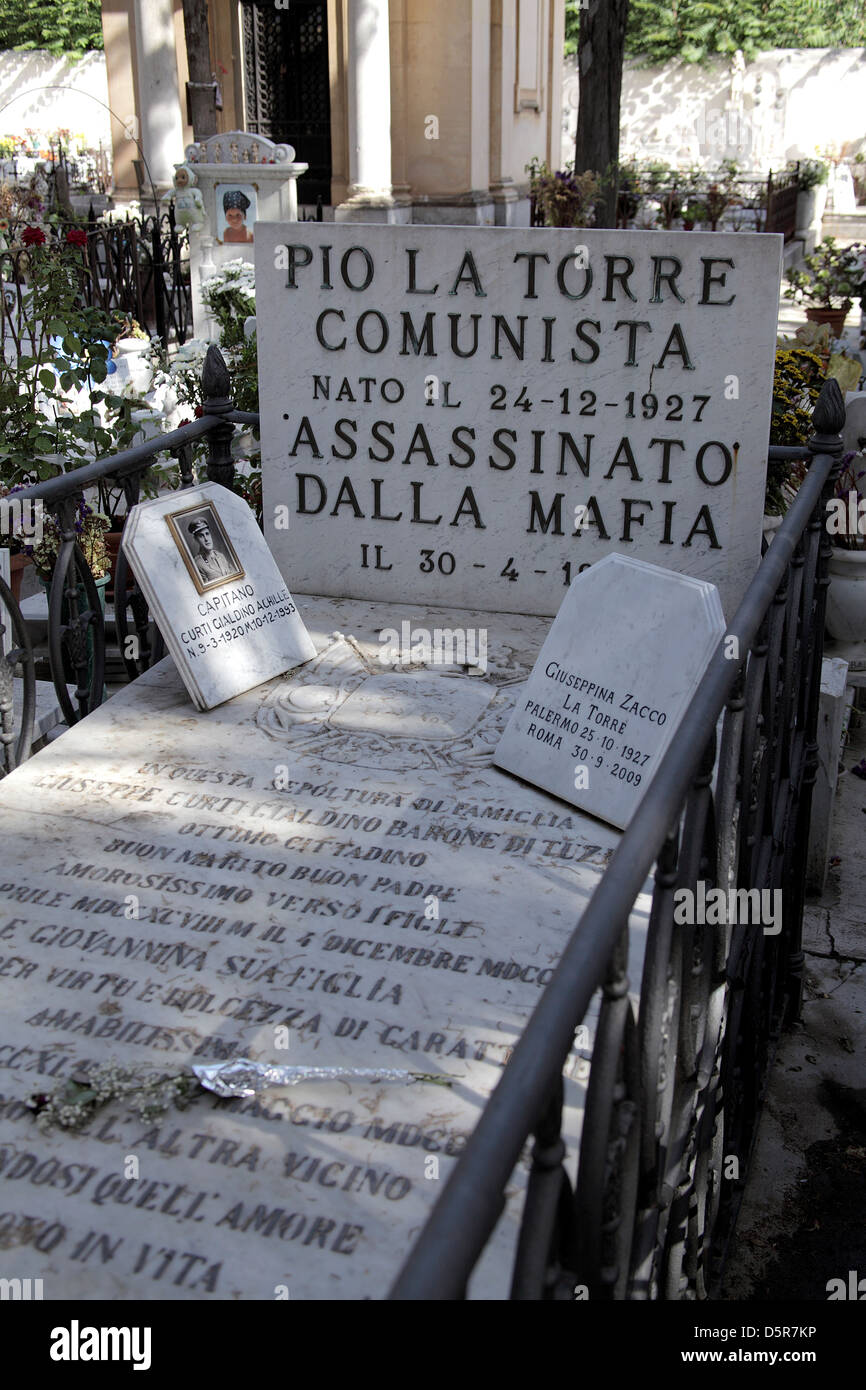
[
  {"left": 785, "top": 238, "right": 866, "bottom": 311},
  {"left": 683, "top": 197, "right": 706, "bottom": 228},
  {"left": 624, "top": 0, "right": 866, "bottom": 65},
  {"left": 794, "top": 158, "right": 829, "bottom": 192},
  {"left": 0, "top": 231, "right": 131, "bottom": 486},
  {"left": 0, "top": 0, "right": 103, "bottom": 55}
]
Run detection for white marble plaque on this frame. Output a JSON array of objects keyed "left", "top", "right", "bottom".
[
  {"left": 493, "top": 555, "right": 726, "bottom": 830},
  {"left": 0, "top": 597, "right": 652, "bottom": 1300},
  {"left": 123, "top": 482, "right": 316, "bottom": 710},
  {"left": 256, "top": 223, "right": 781, "bottom": 620}
]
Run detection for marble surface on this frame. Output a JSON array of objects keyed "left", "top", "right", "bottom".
[
  {"left": 0, "top": 595, "right": 653, "bottom": 1300},
  {"left": 256, "top": 223, "right": 781, "bottom": 621},
  {"left": 493, "top": 555, "right": 726, "bottom": 830},
  {"left": 123, "top": 482, "right": 316, "bottom": 711}
]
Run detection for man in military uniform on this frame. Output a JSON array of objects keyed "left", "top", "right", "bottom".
[{"left": 188, "top": 516, "right": 234, "bottom": 582}]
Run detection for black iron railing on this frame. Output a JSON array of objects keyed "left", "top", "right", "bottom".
[
  {"left": 531, "top": 168, "right": 800, "bottom": 234},
  {"left": 0, "top": 347, "right": 251, "bottom": 762},
  {"left": 0, "top": 210, "right": 191, "bottom": 357},
  {"left": 390, "top": 380, "right": 845, "bottom": 1300}
]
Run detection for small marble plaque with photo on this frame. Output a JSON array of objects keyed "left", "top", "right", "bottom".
[{"left": 123, "top": 481, "right": 316, "bottom": 710}]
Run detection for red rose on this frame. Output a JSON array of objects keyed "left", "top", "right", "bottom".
[
  {"left": 194, "top": 405, "right": 203, "bottom": 417},
  {"left": 65, "top": 227, "right": 87, "bottom": 247},
  {"left": 22, "top": 225, "right": 46, "bottom": 246}
]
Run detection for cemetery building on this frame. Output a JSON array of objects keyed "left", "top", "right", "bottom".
[{"left": 102, "top": 0, "right": 564, "bottom": 224}]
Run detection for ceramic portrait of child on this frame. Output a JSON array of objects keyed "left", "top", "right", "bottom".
[{"left": 216, "top": 184, "right": 257, "bottom": 244}]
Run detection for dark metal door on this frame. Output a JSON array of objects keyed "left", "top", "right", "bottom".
[{"left": 240, "top": 0, "right": 332, "bottom": 207}]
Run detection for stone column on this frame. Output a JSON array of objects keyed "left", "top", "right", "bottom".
[
  {"left": 132, "top": 0, "right": 185, "bottom": 200},
  {"left": 336, "top": 0, "right": 411, "bottom": 222}
]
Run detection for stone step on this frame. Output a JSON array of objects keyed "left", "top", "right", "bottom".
[{"left": 822, "top": 211, "right": 866, "bottom": 241}]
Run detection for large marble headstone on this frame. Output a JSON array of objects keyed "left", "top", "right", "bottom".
[
  {"left": 123, "top": 482, "right": 316, "bottom": 710},
  {"left": 0, "top": 597, "right": 650, "bottom": 1300},
  {"left": 255, "top": 224, "right": 782, "bottom": 620},
  {"left": 494, "top": 555, "right": 726, "bottom": 829}
]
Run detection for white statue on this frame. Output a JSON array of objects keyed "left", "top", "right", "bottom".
[{"left": 163, "top": 163, "right": 207, "bottom": 232}]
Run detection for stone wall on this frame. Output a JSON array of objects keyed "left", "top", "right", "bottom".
[
  {"left": 562, "top": 48, "right": 866, "bottom": 173},
  {"left": 0, "top": 50, "right": 111, "bottom": 150}
]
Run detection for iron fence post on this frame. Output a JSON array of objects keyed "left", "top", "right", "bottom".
[
  {"left": 785, "top": 381, "right": 845, "bottom": 1021},
  {"left": 202, "top": 347, "right": 236, "bottom": 491}
]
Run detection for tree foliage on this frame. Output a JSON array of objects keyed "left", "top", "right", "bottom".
[
  {"left": 565, "top": 0, "right": 866, "bottom": 65},
  {"left": 0, "top": 0, "right": 103, "bottom": 57}
]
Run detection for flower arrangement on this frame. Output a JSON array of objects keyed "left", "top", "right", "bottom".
[
  {"left": 784, "top": 238, "right": 866, "bottom": 311},
  {"left": 202, "top": 259, "right": 256, "bottom": 347},
  {"left": 112, "top": 313, "right": 149, "bottom": 342},
  {"left": 526, "top": 159, "right": 600, "bottom": 228},
  {"left": 27, "top": 500, "right": 110, "bottom": 580},
  {"left": 28, "top": 1061, "right": 201, "bottom": 1132}
]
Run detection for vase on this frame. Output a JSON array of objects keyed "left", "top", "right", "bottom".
[
  {"left": 805, "top": 303, "right": 851, "bottom": 337},
  {"left": 825, "top": 548, "right": 866, "bottom": 642},
  {"left": 112, "top": 339, "right": 153, "bottom": 394}
]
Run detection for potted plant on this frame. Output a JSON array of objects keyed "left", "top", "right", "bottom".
[
  {"left": 526, "top": 159, "right": 600, "bottom": 228},
  {"left": 784, "top": 238, "right": 866, "bottom": 337},
  {"left": 110, "top": 315, "right": 153, "bottom": 394},
  {"left": 793, "top": 158, "right": 829, "bottom": 241},
  {"left": 825, "top": 451, "right": 866, "bottom": 641}
]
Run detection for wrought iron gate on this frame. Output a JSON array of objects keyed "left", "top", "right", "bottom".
[{"left": 240, "top": 0, "right": 332, "bottom": 206}]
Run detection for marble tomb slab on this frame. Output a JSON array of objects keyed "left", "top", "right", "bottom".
[
  {"left": 122, "top": 481, "right": 316, "bottom": 711},
  {"left": 256, "top": 223, "right": 782, "bottom": 621},
  {"left": 0, "top": 597, "right": 652, "bottom": 1300},
  {"left": 494, "top": 554, "right": 726, "bottom": 829}
]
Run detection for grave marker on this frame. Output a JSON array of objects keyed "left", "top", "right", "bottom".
[
  {"left": 494, "top": 555, "right": 726, "bottom": 829},
  {"left": 123, "top": 482, "right": 316, "bottom": 710},
  {"left": 0, "top": 600, "right": 647, "bottom": 1299},
  {"left": 256, "top": 224, "right": 781, "bottom": 620}
]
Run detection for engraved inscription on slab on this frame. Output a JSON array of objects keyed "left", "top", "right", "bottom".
[
  {"left": 256, "top": 224, "right": 781, "bottom": 619},
  {"left": 0, "top": 602, "right": 648, "bottom": 1299}
]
